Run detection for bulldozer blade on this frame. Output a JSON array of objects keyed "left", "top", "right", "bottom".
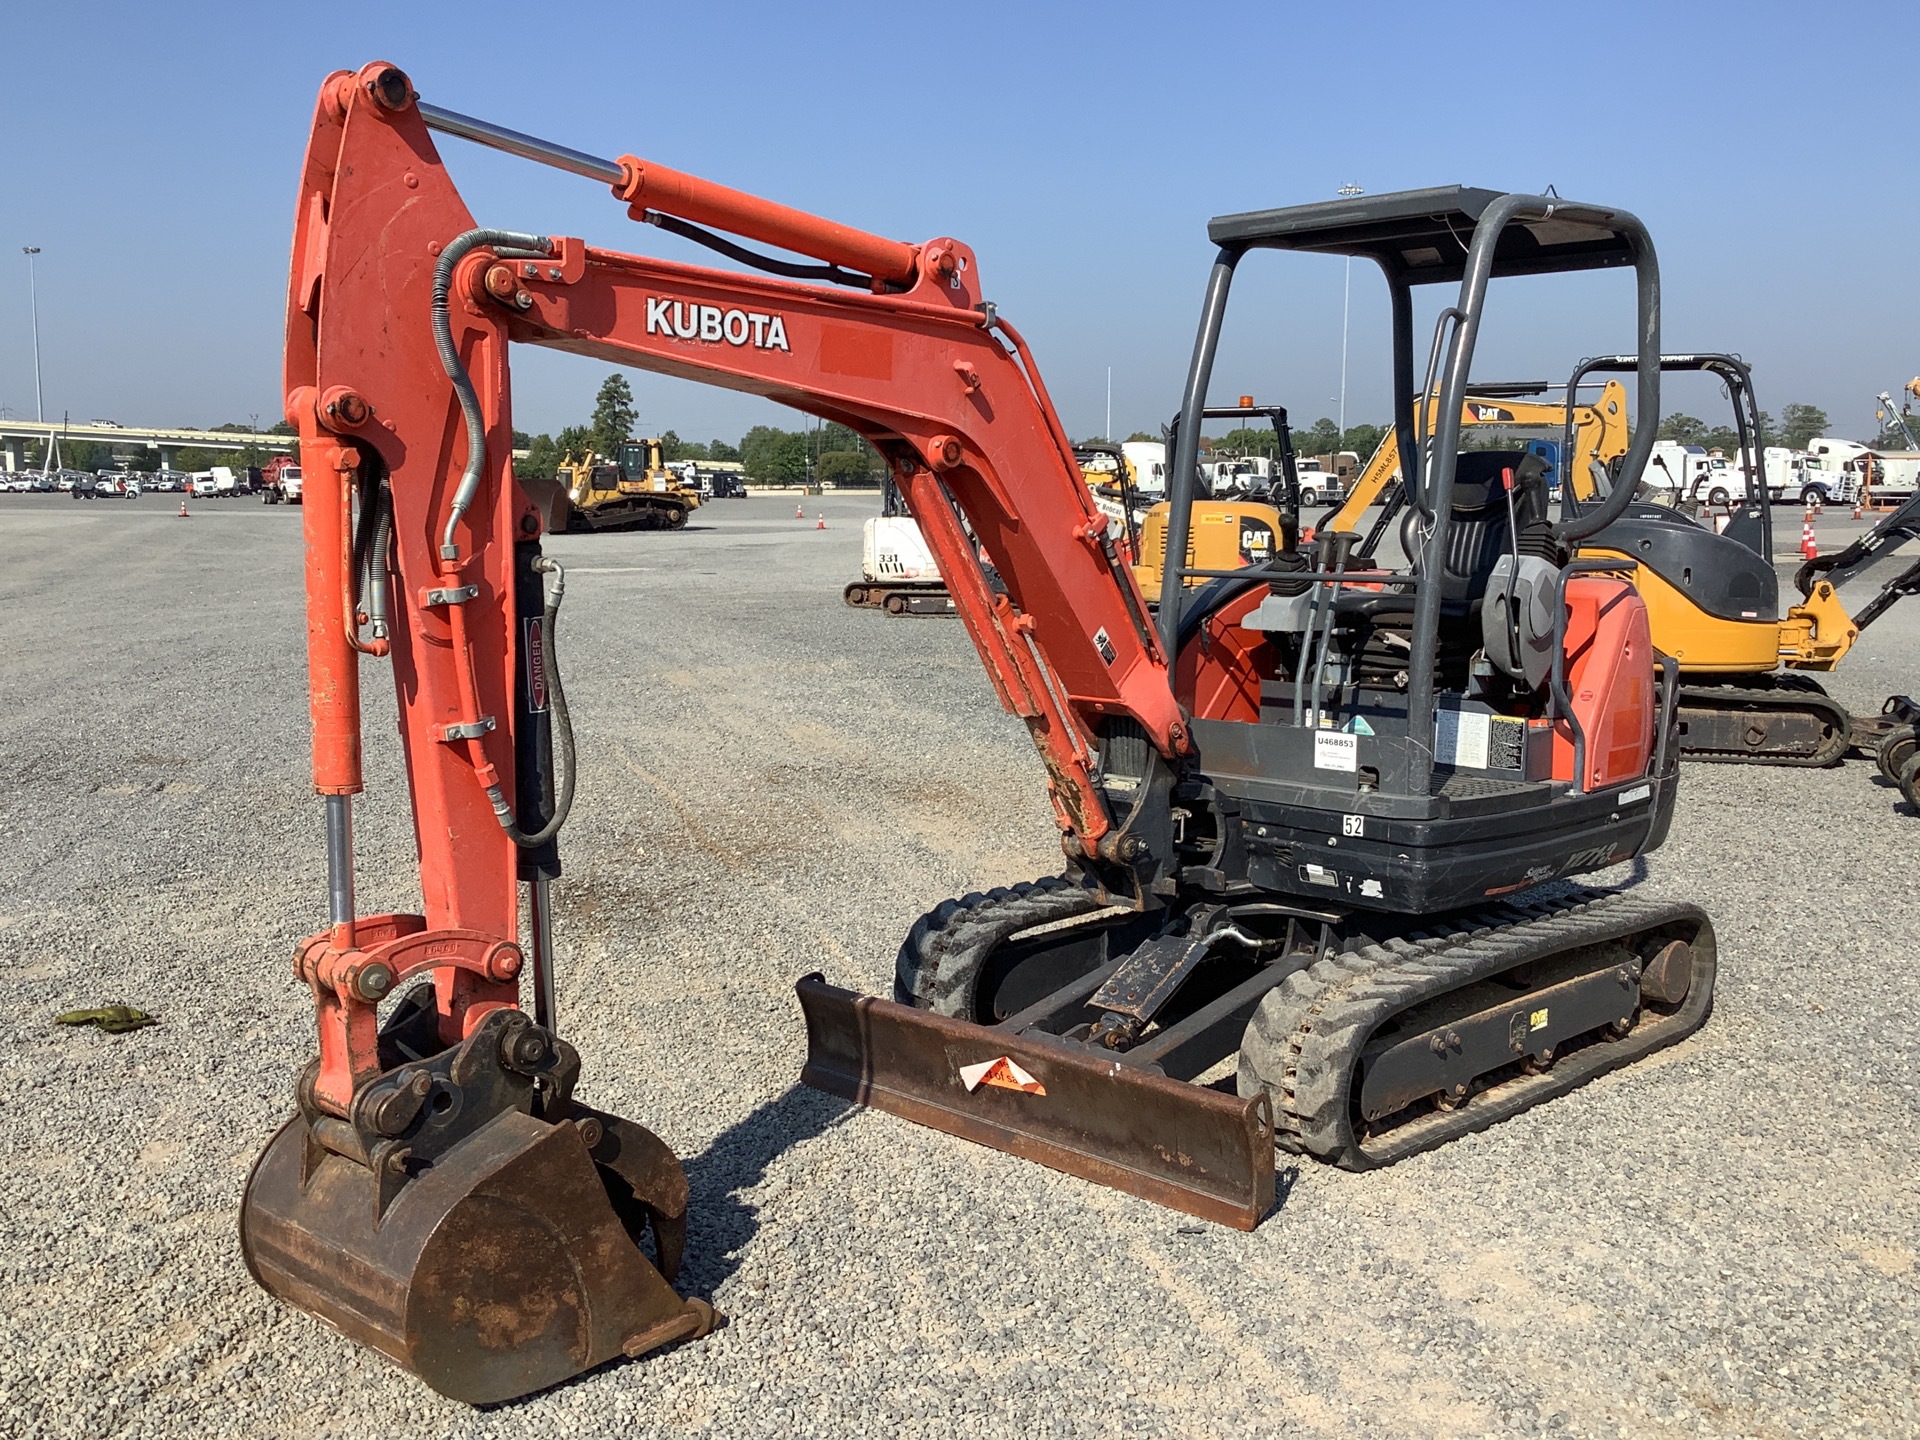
[
  {"left": 796, "top": 975, "right": 1275, "bottom": 1230},
  {"left": 240, "top": 1106, "right": 714, "bottom": 1405}
]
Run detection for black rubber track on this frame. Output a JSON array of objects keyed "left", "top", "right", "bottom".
[
  {"left": 1237, "top": 888, "right": 1716, "bottom": 1170},
  {"left": 893, "top": 877, "right": 1106, "bottom": 1019},
  {"left": 1877, "top": 724, "right": 1918, "bottom": 783},
  {"left": 1677, "top": 683, "right": 1852, "bottom": 767}
]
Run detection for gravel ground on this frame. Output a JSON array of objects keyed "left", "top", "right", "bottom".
[{"left": 2, "top": 490, "right": 1915, "bottom": 1439}]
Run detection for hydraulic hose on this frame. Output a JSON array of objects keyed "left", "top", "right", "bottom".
[
  {"left": 483, "top": 556, "right": 575, "bottom": 848},
  {"left": 431, "top": 227, "right": 553, "bottom": 562},
  {"left": 349, "top": 475, "right": 393, "bottom": 641}
]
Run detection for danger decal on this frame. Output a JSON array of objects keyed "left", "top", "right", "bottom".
[{"left": 958, "top": 1056, "right": 1046, "bottom": 1095}]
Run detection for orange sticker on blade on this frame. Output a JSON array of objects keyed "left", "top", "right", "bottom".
[{"left": 958, "top": 1057, "right": 1046, "bottom": 1096}]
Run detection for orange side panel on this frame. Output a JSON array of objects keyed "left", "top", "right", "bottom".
[
  {"left": 1174, "top": 587, "right": 1274, "bottom": 725},
  {"left": 1553, "top": 577, "right": 1655, "bottom": 788}
]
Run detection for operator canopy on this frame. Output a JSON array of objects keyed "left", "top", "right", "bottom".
[{"left": 1208, "top": 185, "right": 1639, "bottom": 283}]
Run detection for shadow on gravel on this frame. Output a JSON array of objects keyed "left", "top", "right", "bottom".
[{"left": 678, "top": 1082, "right": 856, "bottom": 1301}]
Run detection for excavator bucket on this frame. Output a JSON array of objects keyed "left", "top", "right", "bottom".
[
  {"left": 797, "top": 976, "right": 1275, "bottom": 1230},
  {"left": 240, "top": 1006, "right": 714, "bottom": 1405}
]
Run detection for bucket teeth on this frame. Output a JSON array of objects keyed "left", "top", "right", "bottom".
[{"left": 241, "top": 1011, "right": 712, "bottom": 1403}]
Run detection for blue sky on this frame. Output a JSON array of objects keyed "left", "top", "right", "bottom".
[{"left": 2, "top": 1, "right": 1911, "bottom": 446}]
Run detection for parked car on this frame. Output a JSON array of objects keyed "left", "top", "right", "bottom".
[{"left": 70, "top": 476, "right": 96, "bottom": 499}]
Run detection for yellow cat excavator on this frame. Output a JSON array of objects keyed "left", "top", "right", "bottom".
[
  {"left": 1316, "top": 355, "right": 1917, "bottom": 772},
  {"left": 1323, "top": 381, "right": 1631, "bottom": 534},
  {"left": 1555, "top": 354, "right": 1919, "bottom": 770},
  {"left": 1129, "top": 386, "right": 1630, "bottom": 596}
]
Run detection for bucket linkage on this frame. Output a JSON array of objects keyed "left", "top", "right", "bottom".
[{"left": 242, "top": 977, "right": 713, "bottom": 1405}]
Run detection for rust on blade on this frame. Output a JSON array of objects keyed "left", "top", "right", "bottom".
[{"left": 795, "top": 974, "right": 1275, "bottom": 1230}]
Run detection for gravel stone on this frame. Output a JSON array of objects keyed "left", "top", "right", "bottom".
[{"left": 1, "top": 491, "right": 1915, "bottom": 1438}]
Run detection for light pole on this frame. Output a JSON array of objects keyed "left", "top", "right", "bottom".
[
  {"left": 22, "top": 246, "right": 44, "bottom": 423},
  {"left": 1335, "top": 185, "right": 1362, "bottom": 438}
]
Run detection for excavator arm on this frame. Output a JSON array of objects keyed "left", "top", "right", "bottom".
[
  {"left": 292, "top": 64, "right": 1182, "bottom": 894},
  {"left": 245, "top": 63, "right": 1194, "bottom": 1403}
]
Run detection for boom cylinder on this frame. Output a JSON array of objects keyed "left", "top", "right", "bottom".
[
  {"left": 412, "top": 95, "right": 918, "bottom": 285},
  {"left": 296, "top": 416, "right": 364, "bottom": 797}
]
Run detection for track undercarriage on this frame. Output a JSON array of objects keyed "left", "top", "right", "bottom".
[
  {"left": 1675, "top": 675, "right": 1853, "bottom": 766},
  {"left": 842, "top": 578, "right": 956, "bottom": 615},
  {"left": 800, "top": 877, "right": 1715, "bottom": 1228},
  {"left": 570, "top": 494, "right": 692, "bottom": 532}
]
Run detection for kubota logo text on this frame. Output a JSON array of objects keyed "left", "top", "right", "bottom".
[{"left": 647, "top": 297, "right": 790, "bottom": 351}]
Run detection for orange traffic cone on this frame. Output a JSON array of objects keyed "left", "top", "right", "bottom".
[
  {"left": 1800, "top": 508, "right": 1817, "bottom": 560},
  {"left": 1853, "top": 497, "right": 1865, "bottom": 520},
  {"left": 796, "top": 502, "right": 805, "bottom": 519},
  {"left": 178, "top": 499, "right": 189, "bottom": 518},
  {"left": 816, "top": 513, "right": 827, "bottom": 530}
]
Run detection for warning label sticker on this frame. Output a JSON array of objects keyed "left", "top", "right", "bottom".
[
  {"left": 1435, "top": 705, "right": 1490, "bottom": 768},
  {"left": 958, "top": 1057, "right": 1046, "bottom": 1095}
]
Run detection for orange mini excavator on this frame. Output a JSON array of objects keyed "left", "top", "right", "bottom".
[{"left": 244, "top": 63, "right": 1716, "bottom": 1404}]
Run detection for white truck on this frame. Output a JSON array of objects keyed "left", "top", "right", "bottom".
[
  {"left": 1728, "top": 446, "right": 1825, "bottom": 506},
  {"left": 1294, "top": 458, "right": 1347, "bottom": 507},
  {"left": 1805, "top": 437, "right": 1916, "bottom": 505},
  {"left": 1201, "top": 455, "right": 1274, "bottom": 496},
  {"left": 1121, "top": 441, "right": 1167, "bottom": 499},
  {"left": 1641, "top": 442, "right": 1747, "bottom": 506}
]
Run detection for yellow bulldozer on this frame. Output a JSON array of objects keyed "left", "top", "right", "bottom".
[{"left": 532, "top": 437, "right": 703, "bottom": 533}]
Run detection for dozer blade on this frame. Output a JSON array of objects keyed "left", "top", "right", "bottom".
[
  {"left": 796, "top": 974, "right": 1275, "bottom": 1230},
  {"left": 241, "top": 1104, "right": 713, "bottom": 1405}
]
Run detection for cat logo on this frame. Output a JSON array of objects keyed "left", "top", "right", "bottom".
[{"left": 1238, "top": 517, "right": 1276, "bottom": 563}]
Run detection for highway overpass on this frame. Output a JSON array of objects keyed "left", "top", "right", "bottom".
[{"left": 0, "top": 420, "right": 291, "bottom": 472}]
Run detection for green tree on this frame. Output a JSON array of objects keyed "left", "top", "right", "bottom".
[
  {"left": 1657, "top": 413, "right": 1708, "bottom": 445},
  {"left": 1340, "top": 423, "right": 1389, "bottom": 461},
  {"left": 658, "top": 430, "right": 710, "bottom": 462},
  {"left": 556, "top": 424, "right": 593, "bottom": 461},
  {"left": 1300, "top": 417, "right": 1342, "bottom": 456},
  {"left": 708, "top": 438, "right": 740, "bottom": 461},
  {"left": 1213, "top": 426, "right": 1280, "bottom": 459},
  {"left": 1125, "top": 431, "right": 1158, "bottom": 443},
  {"left": 589, "top": 374, "right": 636, "bottom": 458},
  {"left": 519, "top": 434, "right": 562, "bottom": 481},
  {"left": 818, "top": 450, "right": 879, "bottom": 487},
  {"left": 1778, "top": 403, "right": 1829, "bottom": 450},
  {"left": 738, "top": 425, "right": 810, "bottom": 484}
]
